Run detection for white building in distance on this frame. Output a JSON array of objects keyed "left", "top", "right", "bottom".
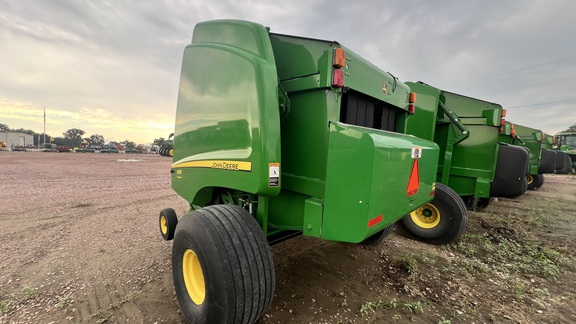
[{"left": 0, "top": 132, "right": 34, "bottom": 149}]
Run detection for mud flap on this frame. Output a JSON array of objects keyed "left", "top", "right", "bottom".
[{"left": 490, "top": 143, "right": 529, "bottom": 197}]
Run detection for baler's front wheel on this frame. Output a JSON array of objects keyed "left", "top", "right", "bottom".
[
  {"left": 361, "top": 224, "right": 394, "bottom": 245},
  {"left": 172, "top": 205, "right": 275, "bottom": 323},
  {"left": 159, "top": 208, "right": 178, "bottom": 241},
  {"left": 527, "top": 174, "right": 544, "bottom": 190},
  {"left": 400, "top": 183, "right": 467, "bottom": 245}
]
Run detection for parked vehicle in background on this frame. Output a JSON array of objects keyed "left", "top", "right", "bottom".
[
  {"left": 42, "top": 143, "right": 58, "bottom": 152},
  {"left": 57, "top": 146, "right": 72, "bottom": 152},
  {"left": 555, "top": 131, "right": 576, "bottom": 173},
  {"left": 404, "top": 82, "right": 529, "bottom": 213},
  {"left": 499, "top": 122, "right": 549, "bottom": 190}
]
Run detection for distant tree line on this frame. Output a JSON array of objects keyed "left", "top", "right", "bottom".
[
  {"left": 564, "top": 124, "right": 576, "bottom": 132},
  {"left": 0, "top": 123, "right": 169, "bottom": 149}
]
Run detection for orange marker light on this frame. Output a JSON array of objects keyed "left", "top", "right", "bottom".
[
  {"left": 333, "top": 48, "right": 346, "bottom": 68},
  {"left": 408, "top": 92, "right": 416, "bottom": 114},
  {"left": 502, "top": 109, "right": 507, "bottom": 117}
]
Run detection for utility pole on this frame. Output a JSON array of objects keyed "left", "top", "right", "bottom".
[{"left": 43, "top": 106, "right": 46, "bottom": 146}]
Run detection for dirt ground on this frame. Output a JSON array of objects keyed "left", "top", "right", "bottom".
[{"left": 0, "top": 152, "right": 574, "bottom": 324}]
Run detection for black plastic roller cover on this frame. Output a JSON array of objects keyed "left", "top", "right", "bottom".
[
  {"left": 491, "top": 143, "right": 530, "bottom": 198},
  {"left": 538, "top": 149, "right": 556, "bottom": 174}
]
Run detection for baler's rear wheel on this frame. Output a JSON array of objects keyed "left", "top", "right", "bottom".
[
  {"left": 526, "top": 174, "right": 534, "bottom": 186},
  {"left": 172, "top": 205, "right": 275, "bottom": 323},
  {"left": 527, "top": 174, "right": 544, "bottom": 190},
  {"left": 159, "top": 208, "right": 178, "bottom": 241},
  {"left": 400, "top": 183, "right": 467, "bottom": 245},
  {"left": 361, "top": 224, "right": 394, "bottom": 245}
]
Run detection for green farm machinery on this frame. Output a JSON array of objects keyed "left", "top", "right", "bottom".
[
  {"left": 499, "top": 122, "right": 548, "bottom": 190},
  {"left": 156, "top": 20, "right": 471, "bottom": 323},
  {"left": 404, "top": 82, "right": 529, "bottom": 214},
  {"left": 538, "top": 133, "right": 573, "bottom": 174},
  {"left": 555, "top": 131, "right": 576, "bottom": 173}
]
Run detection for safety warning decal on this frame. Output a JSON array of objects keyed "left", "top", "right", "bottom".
[
  {"left": 269, "top": 163, "right": 280, "bottom": 187},
  {"left": 411, "top": 148, "right": 422, "bottom": 159}
]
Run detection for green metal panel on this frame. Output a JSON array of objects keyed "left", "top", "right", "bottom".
[
  {"left": 541, "top": 134, "right": 554, "bottom": 149},
  {"left": 171, "top": 20, "right": 281, "bottom": 202},
  {"left": 405, "top": 82, "right": 501, "bottom": 198},
  {"left": 404, "top": 83, "right": 439, "bottom": 141},
  {"left": 500, "top": 123, "right": 543, "bottom": 175},
  {"left": 269, "top": 34, "right": 411, "bottom": 111},
  {"left": 441, "top": 91, "right": 503, "bottom": 126},
  {"left": 303, "top": 198, "right": 323, "bottom": 237},
  {"left": 322, "top": 123, "right": 439, "bottom": 243},
  {"left": 275, "top": 90, "right": 336, "bottom": 199}
]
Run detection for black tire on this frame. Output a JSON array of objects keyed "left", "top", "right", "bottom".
[
  {"left": 399, "top": 183, "right": 467, "bottom": 245},
  {"left": 159, "top": 208, "right": 178, "bottom": 241},
  {"left": 360, "top": 224, "right": 394, "bottom": 245},
  {"left": 172, "top": 205, "right": 275, "bottom": 324},
  {"left": 527, "top": 174, "right": 544, "bottom": 190}
]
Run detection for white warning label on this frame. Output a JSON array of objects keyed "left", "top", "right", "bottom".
[
  {"left": 269, "top": 163, "right": 280, "bottom": 187},
  {"left": 411, "top": 148, "right": 422, "bottom": 159}
]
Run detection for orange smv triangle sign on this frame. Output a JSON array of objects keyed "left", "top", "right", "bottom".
[{"left": 407, "top": 159, "right": 419, "bottom": 197}]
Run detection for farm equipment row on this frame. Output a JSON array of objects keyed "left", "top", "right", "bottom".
[{"left": 156, "top": 20, "right": 574, "bottom": 323}]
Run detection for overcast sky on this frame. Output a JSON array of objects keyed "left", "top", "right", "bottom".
[{"left": 1, "top": 0, "right": 576, "bottom": 144}]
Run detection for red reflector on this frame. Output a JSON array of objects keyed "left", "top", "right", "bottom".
[
  {"left": 368, "top": 214, "right": 383, "bottom": 228},
  {"left": 408, "top": 104, "right": 415, "bottom": 115},
  {"left": 332, "top": 69, "right": 344, "bottom": 88},
  {"left": 407, "top": 159, "right": 420, "bottom": 197}
]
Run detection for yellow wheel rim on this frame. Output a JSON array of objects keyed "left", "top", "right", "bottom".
[
  {"left": 526, "top": 175, "right": 534, "bottom": 185},
  {"left": 169, "top": 149, "right": 174, "bottom": 157},
  {"left": 182, "top": 249, "right": 205, "bottom": 305},
  {"left": 160, "top": 215, "right": 168, "bottom": 235},
  {"left": 410, "top": 203, "right": 441, "bottom": 229}
]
